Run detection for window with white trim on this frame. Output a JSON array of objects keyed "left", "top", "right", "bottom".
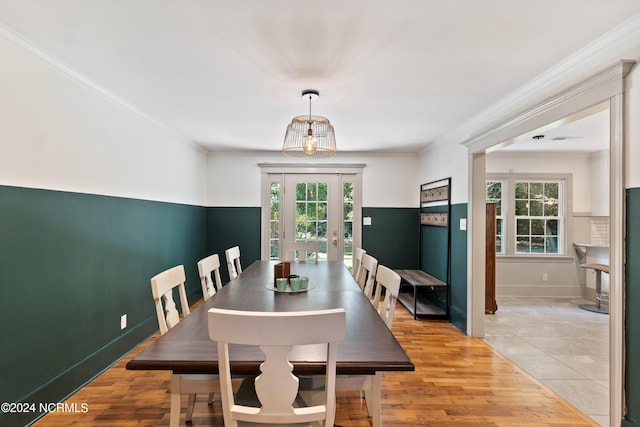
[
  {"left": 486, "top": 180, "right": 505, "bottom": 254},
  {"left": 486, "top": 174, "right": 569, "bottom": 256}
]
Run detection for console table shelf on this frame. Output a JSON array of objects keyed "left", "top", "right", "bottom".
[{"left": 395, "top": 269, "right": 448, "bottom": 319}]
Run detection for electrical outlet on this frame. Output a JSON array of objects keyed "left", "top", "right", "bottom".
[
  {"left": 120, "top": 314, "right": 127, "bottom": 330},
  {"left": 542, "top": 273, "right": 548, "bottom": 282}
]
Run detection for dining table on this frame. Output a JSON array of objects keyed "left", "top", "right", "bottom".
[{"left": 127, "top": 260, "right": 415, "bottom": 426}]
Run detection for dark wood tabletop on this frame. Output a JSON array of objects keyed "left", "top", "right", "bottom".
[{"left": 126, "top": 260, "right": 414, "bottom": 376}]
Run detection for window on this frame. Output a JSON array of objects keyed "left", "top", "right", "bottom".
[
  {"left": 486, "top": 174, "right": 569, "bottom": 256},
  {"left": 515, "top": 180, "right": 560, "bottom": 254},
  {"left": 486, "top": 180, "right": 504, "bottom": 254}
]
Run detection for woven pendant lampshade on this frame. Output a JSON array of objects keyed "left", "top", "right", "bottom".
[{"left": 282, "top": 90, "right": 336, "bottom": 158}]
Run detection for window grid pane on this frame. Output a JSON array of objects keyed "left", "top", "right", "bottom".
[{"left": 514, "top": 180, "right": 561, "bottom": 254}]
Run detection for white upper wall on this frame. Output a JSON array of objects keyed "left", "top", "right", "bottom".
[
  {"left": 627, "top": 65, "right": 640, "bottom": 188},
  {"left": 0, "top": 34, "right": 207, "bottom": 205},
  {"left": 417, "top": 139, "right": 469, "bottom": 205},
  {"left": 1, "top": 23, "right": 420, "bottom": 209},
  {"left": 206, "top": 151, "right": 418, "bottom": 207},
  {"left": 589, "top": 150, "right": 609, "bottom": 216},
  {"left": 5, "top": 18, "right": 640, "bottom": 210}
]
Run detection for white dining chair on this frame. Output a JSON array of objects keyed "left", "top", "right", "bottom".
[
  {"left": 371, "top": 265, "right": 402, "bottom": 329},
  {"left": 357, "top": 253, "right": 378, "bottom": 298},
  {"left": 336, "top": 263, "right": 397, "bottom": 425},
  {"left": 197, "top": 253, "right": 222, "bottom": 301},
  {"left": 352, "top": 247, "right": 366, "bottom": 279},
  {"left": 207, "top": 307, "right": 346, "bottom": 427},
  {"left": 225, "top": 245, "right": 243, "bottom": 281},
  {"left": 150, "top": 265, "right": 220, "bottom": 426},
  {"left": 284, "top": 240, "right": 321, "bottom": 263}
]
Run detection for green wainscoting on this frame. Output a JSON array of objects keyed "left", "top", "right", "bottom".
[
  {"left": 205, "top": 207, "right": 261, "bottom": 284},
  {"left": 418, "top": 204, "right": 467, "bottom": 332},
  {"left": 361, "top": 208, "right": 420, "bottom": 269},
  {"left": 0, "top": 185, "right": 207, "bottom": 427},
  {"left": 448, "top": 204, "right": 468, "bottom": 333},
  {"left": 420, "top": 206, "right": 449, "bottom": 282},
  {"left": 361, "top": 205, "right": 467, "bottom": 333},
  {"left": 625, "top": 187, "right": 640, "bottom": 427},
  {"left": 419, "top": 205, "right": 449, "bottom": 314},
  {"left": 0, "top": 190, "right": 475, "bottom": 426}
]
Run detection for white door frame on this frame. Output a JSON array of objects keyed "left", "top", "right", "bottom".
[
  {"left": 259, "top": 163, "right": 364, "bottom": 262},
  {"left": 462, "top": 61, "right": 635, "bottom": 426}
]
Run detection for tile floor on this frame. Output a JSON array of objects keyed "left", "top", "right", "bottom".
[{"left": 484, "top": 296, "right": 609, "bottom": 426}]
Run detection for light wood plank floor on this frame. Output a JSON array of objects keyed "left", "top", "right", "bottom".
[{"left": 34, "top": 303, "right": 598, "bottom": 426}]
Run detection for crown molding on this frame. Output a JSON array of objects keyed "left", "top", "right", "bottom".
[
  {"left": 463, "top": 60, "right": 635, "bottom": 153},
  {"left": 258, "top": 163, "right": 366, "bottom": 174},
  {"left": 435, "top": 12, "right": 640, "bottom": 151},
  {"left": 0, "top": 22, "right": 205, "bottom": 153}
]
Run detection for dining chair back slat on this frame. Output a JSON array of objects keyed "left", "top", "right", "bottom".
[
  {"left": 150, "top": 264, "right": 220, "bottom": 425},
  {"left": 150, "top": 265, "right": 190, "bottom": 335},
  {"left": 208, "top": 308, "right": 346, "bottom": 426},
  {"left": 371, "top": 265, "right": 402, "bottom": 329},
  {"left": 225, "top": 246, "right": 242, "bottom": 281},
  {"left": 358, "top": 253, "right": 378, "bottom": 298},
  {"left": 284, "top": 241, "right": 321, "bottom": 263},
  {"left": 197, "top": 254, "right": 222, "bottom": 301},
  {"left": 353, "top": 247, "right": 366, "bottom": 280}
]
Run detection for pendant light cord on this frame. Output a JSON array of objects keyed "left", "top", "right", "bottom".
[{"left": 308, "top": 94, "right": 313, "bottom": 129}]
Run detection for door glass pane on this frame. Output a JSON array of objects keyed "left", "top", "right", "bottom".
[
  {"left": 318, "top": 202, "right": 327, "bottom": 220},
  {"left": 269, "top": 181, "right": 280, "bottom": 260},
  {"left": 343, "top": 182, "right": 354, "bottom": 271},
  {"left": 295, "top": 182, "right": 328, "bottom": 260}
]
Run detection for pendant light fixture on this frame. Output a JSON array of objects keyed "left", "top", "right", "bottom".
[{"left": 282, "top": 89, "right": 336, "bottom": 157}]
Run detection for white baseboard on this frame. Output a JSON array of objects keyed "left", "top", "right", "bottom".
[{"left": 496, "top": 285, "right": 590, "bottom": 298}]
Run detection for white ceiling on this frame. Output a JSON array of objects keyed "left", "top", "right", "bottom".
[
  {"left": 1, "top": 1, "right": 638, "bottom": 153},
  {"left": 500, "top": 107, "right": 610, "bottom": 153}
]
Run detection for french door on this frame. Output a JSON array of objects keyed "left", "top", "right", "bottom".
[
  {"left": 282, "top": 174, "right": 339, "bottom": 261},
  {"left": 261, "top": 167, "right": 362, "bottom": 269}
]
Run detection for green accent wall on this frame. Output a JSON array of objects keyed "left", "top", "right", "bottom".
[
  {"left": 205, "top": 207, "right": 262, "bottom": 284},
  {"left": 420, "top": 206, "right": 449, "bottom": 281},
  {"left": 361, "top": 205, "right": 467, "bottom": 333},
  {"left": 0, "top": 189, "right": 473, "bottom": 426},
  {"left": 625, "top": 187, "right": 640, "bottom": 427},
  {"left": 418, "top": 204, "right": 467, "bottom": 332},
  {"left": 0, "top": 185, "right": 207, "bottom": 427},
  {"left": 361, "top": 208, "right": 419, "bottom": 269},
  {"left": 448, "top": 204, "right": 468, "bottom": 333}
]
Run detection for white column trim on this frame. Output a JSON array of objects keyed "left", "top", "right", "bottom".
[
  {"left": 463, "top": 61, "right": 635, "bottom": 153},
  {"left": 463, "top": 60, "right": 635, "bottom": 426},
  {"left": 609, "top": 93, "right": 626, "bottom": 426}
]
